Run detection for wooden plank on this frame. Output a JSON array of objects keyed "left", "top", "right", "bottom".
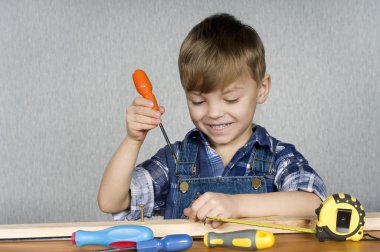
[{"left": 0, "top": 213, "right": 379, "bottom": 239}]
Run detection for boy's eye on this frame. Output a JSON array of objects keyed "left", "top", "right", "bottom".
[
  {"left": 191, "top": 101, "right": 204, "bottom": 105},
  {"left": 225, "top": 98, "right": 239, "bottom": 104}
]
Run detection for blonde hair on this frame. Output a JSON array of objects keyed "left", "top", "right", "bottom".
[{"left": 179, "top": 13, "right": 266, "bottom": 93}]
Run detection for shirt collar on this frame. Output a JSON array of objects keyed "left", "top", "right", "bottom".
[
  {"left": 187, "top": 124, "right": 275, "bottom": 153},
  {"left": 249, "top": 124, "right": 275, "bottom": 153}
]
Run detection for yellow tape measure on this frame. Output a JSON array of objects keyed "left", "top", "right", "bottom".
[
  {"left": 315, "top": 193, "right": 365, "bottom": 241},
  {"left": 206, "top": 216, "right": 316, "bottom": 234},
  {"left": 207, "top": 193, "right": 366, "bottom": 241}
]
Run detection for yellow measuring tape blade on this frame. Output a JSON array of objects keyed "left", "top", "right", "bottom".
[{"left": 207, "top": 216, "right": 316, "bottom": 234}]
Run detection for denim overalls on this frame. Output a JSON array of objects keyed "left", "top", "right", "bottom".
[{"left": 164, "top": 133, "right": 276, "bottom": 219}]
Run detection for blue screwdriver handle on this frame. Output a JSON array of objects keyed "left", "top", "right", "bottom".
[
  {"left": 73, "top": 225, "right": 154, "bottom": 248},
  {"left": 137, "top": 234, "right": 193, "bottom": 252}
]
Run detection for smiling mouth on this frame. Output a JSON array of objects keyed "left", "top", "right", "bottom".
[{"left": 209, "top": 123, "right": 232, "bottom": 130}]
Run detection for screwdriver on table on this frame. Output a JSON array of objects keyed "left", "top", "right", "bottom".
[
  {"left": 72, "top": 225, "right": 154, "bottom": 248},
  {"left": 0, "top": 225, "right": 154, "bottom": 245},
  {"left": 95, "top": 234, "right": 193, "bottom": 252},
  {"left": 73, "top": 225, "right": 192, "bottom": 251},
  {"left": 204, "top": 229, "right": 275, "bottom": 251},
  {"left": 132, "top": 69, "right": 178, "bottom": 162}
]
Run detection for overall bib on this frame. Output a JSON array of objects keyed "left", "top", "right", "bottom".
[{"left": 164, "top": 135, "right": 276, "bottom": 219}]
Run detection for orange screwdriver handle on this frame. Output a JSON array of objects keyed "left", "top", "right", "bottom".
[{"left": 132, "top": 69, "right": 159, "bottom": 111}]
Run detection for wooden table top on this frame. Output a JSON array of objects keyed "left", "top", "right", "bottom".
[{"left": 0, "top": 231, "right": 380, "bottom": 252}]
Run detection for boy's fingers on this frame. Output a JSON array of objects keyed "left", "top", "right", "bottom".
[
  {"left": 131, "top": 114, "right": 161, "bottom": 125},
  {"left": 195, "top": 205, "right": 211, "bottom": 221},
  {"left": 126, "top": 105, "right": 161, "bottom": 127},
  {"left": 127, "top": 122, "right": 157, "bottom": 135},
  {"left": 183, "top": 208, "right": 197, "bottom": 222},
  {"left": 190, "top": 193, "right": 214, "bottom": 214},
  {"left": 191, "top": 198, "right": 214, "bottom": 221},
  {"left": 131, "top": 98, "right": 164, "bottom": 116},
  {"left": 184, "top": 204, "right": 222, "bottom": 227},
  {"left": 199, "top": 206, "right": 221, "bottom": 223},
  {"left": 133, "top": 97, "right": 155, "bottom": 108},
  {"left": 129, "top": 121, "right": 159, "bottom": 130},
  {"left": 130, "top": 105, "right": 161, "bottom": 118},
  {"left": 184, "top": 205, "right": 207, "bottom": 222},
  {"left": 211, "top": 221, "right": 223, "bottom": 229},
  {"left": 183, "top": 207, "right": 191, "bottom": 216},
  {"left": 190, "top": 193, "right": 209, "bottom": 210}
]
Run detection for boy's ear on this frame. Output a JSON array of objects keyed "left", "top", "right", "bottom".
[{"left": 257, "top": 74, "right": 271, "bottom": 104}]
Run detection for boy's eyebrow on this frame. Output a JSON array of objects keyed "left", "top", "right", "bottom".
[
  {"left": 187, "top": 86, "right": 244, "bottom": 96},
  {"left": 187, "top": 91, "right": 202, "bottom": 96},
  {"left": 222, "top": 86, "right": 245, "bottom": 94}
]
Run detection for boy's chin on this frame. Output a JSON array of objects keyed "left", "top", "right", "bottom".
[{"left": 207, "top": 135, "right": 234, "bottom": 147}]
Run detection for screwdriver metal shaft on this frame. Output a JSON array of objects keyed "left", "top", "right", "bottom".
[{"left": 159, "top": 123, "right": 178, "bottom": 162}]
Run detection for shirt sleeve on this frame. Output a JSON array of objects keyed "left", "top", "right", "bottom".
[
  {"left": 112, "top": 146, "right": 172, "bottom": 221},
  {"left": 112, "top": 166, "right": 155, "bottom": 220},
  {"left": 273, "top": 143, "right": 328, "bottom": 201}
]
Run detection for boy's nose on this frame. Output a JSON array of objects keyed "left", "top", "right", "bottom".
[{"left": 207, "top": 103, "right": 225, "bottom": 119}]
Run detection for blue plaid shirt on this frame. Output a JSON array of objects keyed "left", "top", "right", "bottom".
[{"left": 113, "top": 125, "right": 327, "bottom": 220}]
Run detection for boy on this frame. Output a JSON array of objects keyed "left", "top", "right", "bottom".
[{"left": 98, "top": 13, "right": 327, "bottom": 228}]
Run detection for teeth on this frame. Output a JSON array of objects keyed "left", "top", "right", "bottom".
[{"left": 210, "top": 123, "right": 230, "bottom": 129}]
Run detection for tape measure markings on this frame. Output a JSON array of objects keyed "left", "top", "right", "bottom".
[{"left": 206, "top": 216, "right": 316, "bottom": 234}]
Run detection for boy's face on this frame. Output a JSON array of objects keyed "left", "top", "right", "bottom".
[{"left": 186, "top": 68, "right": 270, "bottom": 149}]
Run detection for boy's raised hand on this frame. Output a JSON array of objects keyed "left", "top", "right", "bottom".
[
  {"left": 183, "top": 192, "right": 239, "bottom": 228},
  {"left": 125, "top": 96, "right": 165, "bottom": 142}
]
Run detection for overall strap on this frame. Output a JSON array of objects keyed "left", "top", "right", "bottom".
[
  {"left": 175, "top": 135, "right": 199, "bottom": 177},
  {"left": 248, "top": 144, "right": 275, "bottom": 175}
]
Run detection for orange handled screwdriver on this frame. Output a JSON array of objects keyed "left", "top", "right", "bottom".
[{"left": 132, "top": 69, "right": 178, "bottom": 162}]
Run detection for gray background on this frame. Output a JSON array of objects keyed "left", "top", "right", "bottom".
[{"left": 1, "top": 0, "right": 379, "bottom": 224}]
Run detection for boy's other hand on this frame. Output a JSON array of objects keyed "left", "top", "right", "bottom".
[
  {"left": 125, "top": 97, "right": 165, "bottom": 142},
  {"left": 183, "top": 192, "right": 238, "bottom": 228}
]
